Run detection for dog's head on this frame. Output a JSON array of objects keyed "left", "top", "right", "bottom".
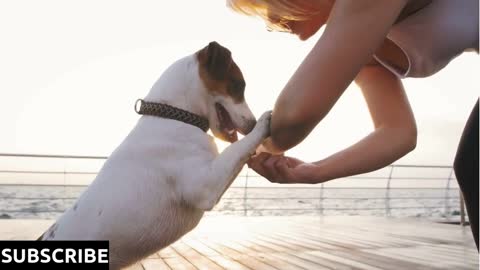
[{"left": 196, "top": 42, "right": 256, "bottom": 143}]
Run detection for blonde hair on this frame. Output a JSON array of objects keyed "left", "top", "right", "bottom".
[{"left": 226, "top": 0, "right": 320, "bottom": 32}]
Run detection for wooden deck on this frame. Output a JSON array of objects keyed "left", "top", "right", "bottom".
[{"left": 0, "top": 216, "right": 477, "bottom": 269}]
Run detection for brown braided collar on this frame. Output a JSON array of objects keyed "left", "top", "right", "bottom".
[{"left": 134, "top": 99, "right": 209, "bottom": 132}]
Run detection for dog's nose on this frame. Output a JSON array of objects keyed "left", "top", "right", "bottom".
[{"left": 240, "top": 118, "right": 257, "bottom": 135}]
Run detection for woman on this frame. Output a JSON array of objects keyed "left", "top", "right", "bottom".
[{"left": 226, "top": 0, "right": 479, "bottom": 249}]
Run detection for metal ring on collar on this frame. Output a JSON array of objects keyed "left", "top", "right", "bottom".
[{"left": 134, "top": 99, "right": 144, "bottom": 114}]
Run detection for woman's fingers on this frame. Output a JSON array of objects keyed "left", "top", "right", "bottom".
[
  {"left": 263, "top": 155, "right": 294, "bottom": 183},
  {"left": 274, "top": 157, "right": 296, "bottom": 183},
  {"left": 248, "top": 152, "right": 270, "bottom": 168},
  {"left": 248, "top": 152, "right": 273, "bottom": 179},
  {"left": 266, "top": 156, "right": 287, "bottom": 183},
  {"left": 248, "top": 154, "right": 310, "bottom": 184},
  {"left": 248, "top": 153, "right": 283, "bottom": 182}
]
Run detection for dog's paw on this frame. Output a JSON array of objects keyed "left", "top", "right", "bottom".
[{"left": 253, "top": 110, "right": 272, "bottom": 138}]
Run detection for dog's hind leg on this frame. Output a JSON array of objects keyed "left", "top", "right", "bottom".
[{"left": 189, "top": 111, "right": 271, "bottom": 211}]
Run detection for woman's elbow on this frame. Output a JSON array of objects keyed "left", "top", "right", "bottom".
[
  {"left": 404, "top": 128, "right": 417, "bottom": 153},
  {"left": 268, "top": 121, "right": 312, "bottom": 153},
  {"left": 396, "top": 123, "right": 417, "bottom": 155},
  {"left": 269, "top": 128, "right": 299, "bottom": 153},
  {"left": 407, "top": 126, "right": 417, "bottom": 152}
]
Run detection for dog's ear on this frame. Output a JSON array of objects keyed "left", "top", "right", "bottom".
[{"left": 199, "top": 41, "right": 233, "bottom": 80}]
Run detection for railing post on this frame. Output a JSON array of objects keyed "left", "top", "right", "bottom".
[
  {"left": 62, "top": 159, "right": 67, "bottom": 213},
  {"left": 460, "top": 191, "right": 466, "bottom": 226},
  {"left": 444, "top": 169, "right": 454, "bottom": 220},
  {"left": 319, "top": 183, "right": 324, "bottom": 216},
  {"left": 385, "top": 165, "right": 395, "bottom": 217},
  {"left": 243, "top": 169, "right": 249, "bottom": 216}
]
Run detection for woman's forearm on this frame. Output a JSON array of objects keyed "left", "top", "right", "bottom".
[
  {"left": 311, "top": 126, "right": 416, "bottom": 183},
  {"left": 310, "top": 64, "right": 417, "bottom": 183}
]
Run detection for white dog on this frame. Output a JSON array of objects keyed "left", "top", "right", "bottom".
[{"left": 37, "top": 41, "right": 271, "bottom": 269}]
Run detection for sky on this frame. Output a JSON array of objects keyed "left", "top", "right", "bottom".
[{"left": 0, "top": 0, "right": 478, "bottom": 174}]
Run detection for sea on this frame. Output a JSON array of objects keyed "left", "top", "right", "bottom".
[
  {"left": 0, "top": 183, "right": 462, "bottom": 220},
  {"left": 0, "top": 160, "right": 463, "bottom": 221}
]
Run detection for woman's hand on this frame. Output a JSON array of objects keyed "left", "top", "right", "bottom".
[{"left": 247, "top": 153, "right": 323, "bottom": 184}]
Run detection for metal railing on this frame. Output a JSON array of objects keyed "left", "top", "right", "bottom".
[{"left": 0, "top": 153, "right": 467, "bottom": 222}]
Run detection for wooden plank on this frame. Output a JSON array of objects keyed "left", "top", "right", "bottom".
[
  {"left": 183, "top": 238, "right": 250, "bottom": 270},
  {"left": 317, "top": 228, "right": 408, "bottom": 248},
  {"left": 142, "top": 258, "right": 171, "bottom": 270},
  {"left": 251, "top": 253, "right": 310, "bottom": 270},
  {"left": 206, "top": 233, "right": 329, "bottom": 270},
  {"left": 207, "top": 232, "right": 334, "bottom": 269},
  {"left": 125, "top": 262, "right": 145, "bottom": 270},
  {"left": 231, "top": 236, "right": 287, "bottom": 253},
  {"left": 171, "top": 241, "right": 224, "bottom": 270},
  {"left": 404, "top": 245, "right": 476, "bottom": 266},
  {"left": 306, "top": 250, "right": 385, "bottom": 270},
  {"left": 425, "top": 244, "right": 478, "bottom": 264},
  {"left": 328, "top": 248, "right": 432, "bottom": 270},
  {"left": 267, "top": 252, "right": 336, "bottom": 270},
  {"left": 253, "top": 233, "right": 313, "bottom": 252},
  {"left": 196, "top": 237, "right": 278, "bottom": 270},
  {"left": 269, "top": 230, "right": 343, "bottom": 250},
  {"left": 163, "top": 255, "right": 197, "bottom": 270},
  {"left": 158, "top": 246, "right": 181, "bottom": 259},
  {"left": 302, "top": 230, "right": 380, "bottom": 249},
  {"left": 147, "top": 252, "right": 160, "bottom": 259},
  {"left": 265, "top": 229, "right": 362, "bottom": 250},
  {"left": 364, "top": 248, "right": 441, "bottom": 268},
  {"left": 293, "top": 252, "right": 361, "bottom": 270},
  {"left": 210, "top": 238, "right": 311, "bottom": 270},
  {"left": 365, "top": 247, "right": 475, "bottom": 270}
]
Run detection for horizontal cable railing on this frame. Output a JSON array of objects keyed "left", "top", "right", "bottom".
[{"left": 0, "top": 153, "right": 466, "bottom": 222}]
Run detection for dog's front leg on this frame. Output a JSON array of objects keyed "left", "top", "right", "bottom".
[{"left": 192, "top": 111, "right": 271, "bottom": 211}]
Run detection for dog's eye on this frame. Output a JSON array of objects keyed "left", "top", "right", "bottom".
[{"left": 230, "top": 79, "right": 245, "bottom": 92}]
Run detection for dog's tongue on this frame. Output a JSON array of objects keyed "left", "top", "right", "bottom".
[
  {"left": 225, "top": 127, "right": 238, "bottom": 143},
  {"left": 216, "top": 104, "right": 238, "bottom": 143}
]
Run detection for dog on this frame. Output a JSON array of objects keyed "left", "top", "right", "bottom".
[{"left": 36, "top": 41, "right": 271, "bottom": 269}]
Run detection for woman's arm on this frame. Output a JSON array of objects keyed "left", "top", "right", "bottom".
[
  {"left": 264, "top": 0, "right": 409, "bottom": 154},
  {"left": 311, "top": 61, "right": 417, "bottom": 182},
  {"left": 249, "top": 62, "right": 417, "bottom": 183}
]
